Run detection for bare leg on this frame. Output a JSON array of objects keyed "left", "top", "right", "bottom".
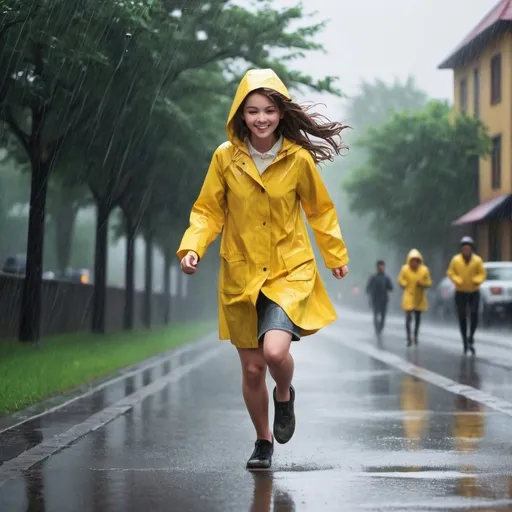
[
  {"left": 237, "top": 347, "right": 272, "bottom": 442},
  {"left": 262, "top": 330, "right": 294, "bottom": 401}
]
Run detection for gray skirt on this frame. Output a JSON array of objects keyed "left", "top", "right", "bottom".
[{"left": 256, "top": 293, "right": 301, "bottom": 343}]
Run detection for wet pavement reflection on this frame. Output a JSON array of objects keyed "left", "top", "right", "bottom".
[
  {"left": 1, "top": 317, "right": 512, "bottom": 510},
  {"left": 0, "top": 342, "right": 209, "bottom": 466}
]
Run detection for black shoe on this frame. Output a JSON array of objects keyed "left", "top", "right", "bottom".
[
  {"left": 246, "top": 438, "right": 274, "bottom": 471},
  {"left": 463, "top": 338, "right": 468, "bottom": 354},
  {"left": 468, "top": 338, "right": 475, "bottom": 356},
  {"left": 407, "top": 338, "right": 412, "bottom": 347},
  {"left": 273, "top": 386, "right": 296, "bottom": 445}
]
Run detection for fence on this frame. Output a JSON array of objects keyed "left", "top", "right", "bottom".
[{"left": 0, "top": 273, "right": 214, "bottom": 340}]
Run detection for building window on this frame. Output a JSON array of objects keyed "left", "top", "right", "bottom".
[
  {"left": 488, "top": 223, "right": 500, "bottom": 261},
  {"left": 459, "top": 78, "right": 467, "bottom": 113},
  {"left": 491, "top": 135, "right": 501, "bottom": 189},
  {"left": 490, "top": 53, "right": 501, "bottom": 104},
  {"left": 473, "top": 68, "right": 479, "bottom": 118}
]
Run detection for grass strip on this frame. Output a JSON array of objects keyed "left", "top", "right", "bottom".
[{"left": 0, "top": 321, "right": 215, "bottom": 415}]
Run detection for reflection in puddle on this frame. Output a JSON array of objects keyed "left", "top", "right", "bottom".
[
  {"left": 142, "top": 368, "right": 153, "bottom": 387},
  {"left": 249, "top": 472, "right": 295, "bottom": 512},
  {"left": 400, "top": 374, "right": 428, "bottom": 462},
  {"left": 453, "top": 357, "right": 485, "bottom": 499},
  {"left": 24, "top": 467, "right": 46, "bottom": 512},
  {"left": 124, "top": 375, "right": 136, "bottom": 397}
]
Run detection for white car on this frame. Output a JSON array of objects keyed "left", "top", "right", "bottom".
[{"left": 480, "top": 261, "right": 512, "bottom": 326}]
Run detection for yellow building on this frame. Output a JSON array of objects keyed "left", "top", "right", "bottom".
[{"left": 439, "top": 0, "right": 512, "bottom": 261}]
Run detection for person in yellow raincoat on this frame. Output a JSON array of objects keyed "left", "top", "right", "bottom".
[
  {"left": 397, "top": 249, "right": 432, "bottom": 346},
  {"left": 446, "top": 236, "right": 486, "bottom": 355},
  {"left": 177, "top": 69, "right": 349, "bottom": 470}
]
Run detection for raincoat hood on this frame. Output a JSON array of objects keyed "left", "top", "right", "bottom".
[
  {"left": 226, "top": 69, "right": 292, "bottom": 142},
  {"left": 407, "top": 249, "right": 423, "bottom": 264}
]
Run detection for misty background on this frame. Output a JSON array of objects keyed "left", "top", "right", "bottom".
[{"left": 0, "top": 0, "right": 496, "bottom": 295}]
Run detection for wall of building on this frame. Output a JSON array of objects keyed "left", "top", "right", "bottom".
[{"left": 453, "top": 33, "right": 512, "bottom": 202}]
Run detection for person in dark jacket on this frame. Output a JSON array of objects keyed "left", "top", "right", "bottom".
[{"left": 366, "top": 260, "right": 394, "bottom": 334}]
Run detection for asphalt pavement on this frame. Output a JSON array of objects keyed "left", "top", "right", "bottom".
[{"left": 1, "top": 309, "right": 512, "bottom": 511}]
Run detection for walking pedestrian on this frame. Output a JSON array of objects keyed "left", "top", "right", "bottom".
[
  {"left": 397, "top": 249, "right": 432, "bottom": 346},
  {"left": 446, "top": 236, "right": 486, "bottom": 355},
  {"left": 366, "top": 260, "right": 393, "bottom": 334},
  {"left": 177, "top": 69, "right": 349, "bottom": 471}
]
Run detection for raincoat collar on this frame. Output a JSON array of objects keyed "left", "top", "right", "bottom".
[
  {"left": 247, "top": 135, "right": 283, "bottom": 161},
  {"left": 231, "top": 137, "right": 299, "bottom": 188}
]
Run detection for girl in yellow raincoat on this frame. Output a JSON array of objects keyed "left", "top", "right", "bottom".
[
  {"left": 397, "top": 249, "right": 432, "bottom": 346},
  {"left": 177, "top": 69, "right": 349, "bottom": 470}
]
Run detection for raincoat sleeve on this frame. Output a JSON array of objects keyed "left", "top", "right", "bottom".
[
  {"left": 398, "top": 267, "right": 407, "bottom": 288},
  {"left": 386, "top": 276, "right": 394, "bottom": 291},
  {"left": 472, "top": 258, "right": 487, "bottom": 285},
  {"left": 297, "top": 153, "right": 348, "bottom": 269},
  {"left": 447, "top": 257, "right": 463, "bottom": 286},
  {"left": 176, "top": 149, "right": 226, "bottom": 261}
]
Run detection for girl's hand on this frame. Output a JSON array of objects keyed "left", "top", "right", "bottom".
[
  {"left": 180, "top": 251, "right": 199, "bottom": 275},
  {"left": 332, "top": 265, "right": 348, "bottom": 280}
]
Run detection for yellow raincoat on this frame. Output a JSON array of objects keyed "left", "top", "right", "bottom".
[
  {"left": 397, "top": 249, "right": 432, "bottom": 312},
  {"left": 177, "top": 69, "right": 348, "bottom": 348},
  {"left": 447, "top": 253, "right": 486, "bottom": 293}
]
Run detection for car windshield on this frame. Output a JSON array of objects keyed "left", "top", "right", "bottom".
[{"left": 486, "top": 267, "right": 512, "bottom": 281}]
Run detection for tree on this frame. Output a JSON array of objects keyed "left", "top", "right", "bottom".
[
  {"left": 344, "top": 101, "right": 490, "bottom": 278},
  {"left": 77, "top": 2, "right": 341, "bottom": 334},
  {"left": 344, "top": 76, "right": 429, "bottom": 140},
  {"left": 322, "top": 77, "right": 431, "bottom": 285},
  {"left": 0, "top": 0, "right": 135, "bottom": 341},
  {"left": 2, "top": 0, "right": 343, "bottom": 339}
]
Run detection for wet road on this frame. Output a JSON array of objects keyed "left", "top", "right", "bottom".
[{"left": 2, "top": 310, "right": 512, "bottom": 511}]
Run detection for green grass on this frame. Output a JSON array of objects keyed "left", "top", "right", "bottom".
[{"left": 0, "top": 322, "right": 215, "bottom": 415}]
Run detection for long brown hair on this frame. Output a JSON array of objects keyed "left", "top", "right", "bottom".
[{"left": 232, "top": 88, "right": 349, "bottom": 163}]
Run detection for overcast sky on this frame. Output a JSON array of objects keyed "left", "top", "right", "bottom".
[{"left": 257, "top": 0, "right": 498, "bottom": 110}]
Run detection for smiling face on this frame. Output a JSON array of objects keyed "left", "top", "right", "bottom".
[{"left": 242, "top": 91, "right": 282, "bottom": 145}]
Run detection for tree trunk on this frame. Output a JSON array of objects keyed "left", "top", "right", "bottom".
[
  {"left": 91, "top": 200, "right": 110, "bottom": 334},
  {"left": 143, "top": 231, "right": 153, "bottom": 328},
  {"left": 163, "top": 246, "right": 171, "bottom": 325},
  {"left": 123, "top": 213, "right": 136, "bottom": 330},
  {"left": 19, "top": 162, "right": 50, "bottom": 342},
  {"left": 54, "top": 203, "right": 78, "bottom": 275}
]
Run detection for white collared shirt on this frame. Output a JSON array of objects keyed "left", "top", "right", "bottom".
[{"left": 247, "top": 136, "right": 283, "bottom": 175}]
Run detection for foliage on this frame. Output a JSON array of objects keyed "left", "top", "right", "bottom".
[
  {"left": 344, "top": 101, "right": 491, "bottom": 257},
  {"left": 0, "top": 0, "right": 344, "bottom": 338},
  {"left": 323, "top": 77, "right": 430, "bottom": 284}
]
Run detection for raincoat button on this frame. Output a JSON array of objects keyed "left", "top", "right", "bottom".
[
  {"left": 261, "top": 187, "right": 264, "bottom": 193},
  {"left": 263, "top": 221, "right": 266, "bottom": 226},
  {"left": 263, "top": 267, "right": 267, "bottom": 271}
]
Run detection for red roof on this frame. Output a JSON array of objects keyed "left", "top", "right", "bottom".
[
  {"left": 439, "top": 0, "right": 512, "bottom": 68},
  {"left": 452, "top": 194, "right": 510, "bottom": 225}
]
